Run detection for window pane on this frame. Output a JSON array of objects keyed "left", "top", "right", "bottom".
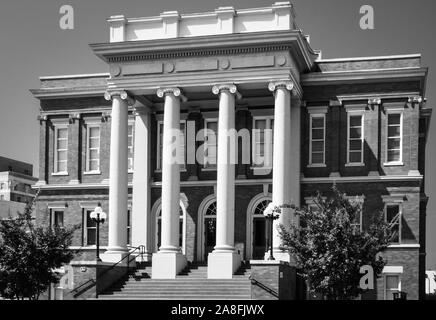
[
  {"left": 312, "top": 117, "right": 324, "bottom": 128},
  {"left": 255, "top": 120, "right": 267, "bottom": 130},
  {"left": 89, "top": 127, "right": 99, "bottom": 138},
  {"left": 312, "top": 141, "right": 324, "bottom": 152},
  {"left": 386, "top": 275, "right": 399, "bottom": 289},
  {"left": 89, "top": 160, "right": 99, "bottom": 171},
  {"left": 312, "top": 128, "right": 324, "bottom": 140},
  {"left": 87, "top": 213, "right": 96, "bottom": 227},
  {"left": 128, "top": 125, "right": 133, "bottom": 135},
  {"left": 58, "top": 150, "right": 67, "bottom": 161},
  {"left": 57, "top": 128, "right": 68, "bottom": 139},
  {"left": 388, "top": 150, "right": 401, "bottom": 162},
  {"left": 388, "top": 126, "right": 401, "bottom": 137},
  {"left": 388, "top": 114, "right": 401, "bottom": 125},
  {"left": 312, "top": 153, "right": 323, "bottom": 164},
  {"left": 388, "top": 138, "right": 401, "bottom": 150},
  {"left": 349, "top": 127, "right": 362, "bottom": 139},
  {"left": 87, "top": 229, "right": 96, "bottom": 245},
  {"left": 349, "top": 140, "right": 362, "bottom": 151},
  {"left": 89, "top": 149, "right": 99, "bottom": 160},
  {"left": 207, "top": 121, "right": 218, "bottom": 132},
  {"left": 57, "top": 139, "right": 68, "bottom": 150},
  {"left": 57, "top": 161, "right": 67, "bottom": 172},
  {"left": 350, "top": 115, "right": 362, "bottom": 127},
  {"left": 349, "top": 152, "right": 362, "bottom": 163},
  {"left": 89, "top": 137, "right": 99, "bottom": 149}
]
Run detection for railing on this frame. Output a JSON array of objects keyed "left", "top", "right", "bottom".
[
  {"left": 249, "top": 275, "right": 279, "bottom": 298},
  {"left": 69, "top": 245, "right": 146, "bottom": 298}
]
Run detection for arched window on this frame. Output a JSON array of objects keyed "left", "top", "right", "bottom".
[{"left": 197, "top": 194, "right": 217, "bottom": 262}]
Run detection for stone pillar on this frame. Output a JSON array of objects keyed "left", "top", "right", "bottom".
[
  {"left": 102, "top": 90, "right": 135, "bottom": 263},
  {"left": 208, "top": 84, "right": 241, "bottom": 279},
  {"left": 152, "top": 87, "right": 187, "bottom": 279},
  {"left": 131, "top": 106, "right": 152, "bottom": 261},
  {"left": 268, "top": 80, "right": 294, "bottom": 263}
]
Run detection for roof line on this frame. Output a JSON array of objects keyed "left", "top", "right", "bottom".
[
  {"left": 39, "top": 73, "right": 110, "bottom": 80},
  {"left": 317, "top": 54, "right": 421, "bottom": 63}
]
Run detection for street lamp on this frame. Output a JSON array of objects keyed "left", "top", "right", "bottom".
[
  {"left": 90, "top": 203, "right": 107, "bottom": 262},
  {"left": 263, "top": 202, "right": 281, "bottom": 261}
]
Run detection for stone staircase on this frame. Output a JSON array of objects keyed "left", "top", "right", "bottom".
[{"left": 98, "top": 262, "right": 252, "bottom": 300}]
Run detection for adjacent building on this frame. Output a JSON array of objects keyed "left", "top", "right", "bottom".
[{"left": 30, "top": 2, "right": 432, "bottom": 299}]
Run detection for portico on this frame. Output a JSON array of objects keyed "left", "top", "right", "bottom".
[{"left": 91, "top": 2, "right": 316, "bottom": 279}]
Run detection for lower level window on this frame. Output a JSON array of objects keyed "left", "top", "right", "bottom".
[
  {"left": 52, "top": 210, "right": 64, "bottom": 228},
  {"left": 385, "top": 275, "right": 400, "bottom": 300},
  {"left": 84, "top": 209, "right": 96, "bottom": 246},
  {"left": 386, "top": 204, "right": 401, "bottom": 243}
]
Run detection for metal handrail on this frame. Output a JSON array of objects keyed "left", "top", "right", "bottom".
[
  {"left": 70, "top": 245, "right": 146, "bottom": 297},
  {"left": 249, "top": 275, "right": 279, "bottom": 298}
]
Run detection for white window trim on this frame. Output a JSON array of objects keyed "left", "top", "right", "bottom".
[
  {"left": 308, "top": 113, "right": 326, "bottom": 167},
  {"left": 346, "top": 111, "right": 365, "bottom": 166},
  {"left": 383, "top": 273, "right": 402, "bottom": 300},
  {"left": 128, "top": 120, "right": 135, "bottom": 174},
  {"left": 384, "top": 203, "right": 403, "bottom": 245},
  {"left": 384, "top": 110, "right": 404, "bottom": 166},
  {"left": 156, "top": 119, "right": 187, "bottom": 172},
  {"left": 251, "top": 115, "right": 274, "bottom": 170},
  {"left": 53, "top": 125, "right": 69, "bottom": 175},
  {"left": 202, "top": 118, "right": 219, "bottom": 171},
  {"left": 84, "top": 123, "right": 101, "bottom": 174}
]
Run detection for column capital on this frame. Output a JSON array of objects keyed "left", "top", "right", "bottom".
[
  {"left": 104, "top": 90, "right": 136, "bottom": 106},
  {"left": 268, "top": 80, "right": 294, "bottom": 93},
  {"left": 212, "top": 83, "right": 242, "bottom": 99},
  {"left": 408, "top": 95, "right": 423, "bottom": 104},
  {"left": 156, "top": 87, "right": 187, "bottom": 102}
]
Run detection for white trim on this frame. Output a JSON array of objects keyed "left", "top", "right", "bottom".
[
  {"left": 197, "top": 194, "right": 217, "bottom": 261},
  {"left": 306, "top": 106, "right": 328, "bottom": 114},
  {"left": 388, "top": 244, "right": 419, "bottom": 249},
  {"left": 382, "top": 266, "right": 404, "bottom": 274},
  {"left": 85, "top": 123, "right": 101, "bottom": 174},
  {"left": 251, "top": 115, "right": 274, "bottom": 169},
  {"left": 385, "top": 111, "right": 403, "bottom": 165},
  {"left": 53, "top": 125, "right": 69, "bottom": 175},
  {"left": 346, "top": 111, "right": 365, "bottom": 165},
  {"left": 246, "top": 193, "right": 272, "bottom": 260},
  {"left": 317, "top": 54, "right": 421, "bottom": 62},
  {"left": 308, "top": 113, "right": 326, "bottom": 166},
  {"left": 39, "top": 73, "right": 110, "bottom": 80}
]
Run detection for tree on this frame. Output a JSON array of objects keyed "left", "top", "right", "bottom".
[
  {"left": 0, "top": 192, "right": 78, "bottom": 300},
  {"left": 279, "top": 186, "right": 392, "bottom": 300}
]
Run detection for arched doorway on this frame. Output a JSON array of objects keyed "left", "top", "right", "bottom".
[
  {"left": 151, "top": 197, "right": 187, "bottom": 254},
  {"left": 197, "top": 195, "right": 217, "bottom": 262},
  {"left": 246, "top": 193, "right": 272, "bottom": 260}
]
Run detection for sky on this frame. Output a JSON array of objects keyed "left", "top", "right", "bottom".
[{"left": 0, "top": 0, "right": 435, "bottom": 267}]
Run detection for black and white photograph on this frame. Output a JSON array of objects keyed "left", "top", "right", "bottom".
[{"left": 0, "top": 0, "right": 435, "bottom": 314}]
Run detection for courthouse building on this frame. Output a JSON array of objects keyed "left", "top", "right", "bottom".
[{"left": 31, "top": 2, "right": 431, "bottom": 299}]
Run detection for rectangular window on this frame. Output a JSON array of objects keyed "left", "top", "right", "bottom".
[
  {"left": 385, "top": 275, "right": 400, "bottom": 300},
  {"left": 204, "top": 119, "right": 218, "bottom": 169},
  {"left": 127, "top": 209, "right": 132, "bottom": 246},
  {"left": 157, "top": 120, "right": 186, "bottom": 170},
  {"left": 83, "top": 209, "right": 96, "bottom": 246},
  {"left": 387, "top": 113, "right": 402, "bottom": 163},
  {"left": 86, "top": 125, "right": 100, "bottom": 173},
  {"left": 54, "top": 210, "right": 64, "bottom": 228},
  {"left": 309, "top": 115, "right": 325, "bottom": 165},
  {"left": 347, "top": 114, "right": 364, "bottom": 164},
  {"left": 54, "top": 126, "right": 68, "bottom": 173},
  {"left": 252, "top": 117, "right": 274, "bottom": 168},
  {"left": 128, "top": 122, "right": 134, "bottom": 172},
  {"left": 386, "top": 204, "right": 401, "bottom": 244}
]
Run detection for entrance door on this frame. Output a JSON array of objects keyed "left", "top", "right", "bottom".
[
  {"left": 252, "top": 217, "right": 267, "bottom": 259},
  {"left": 203, "top": 200, "right": 217, "bottom": 261}
]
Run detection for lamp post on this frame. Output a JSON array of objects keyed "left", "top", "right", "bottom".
[
  {"left": 90, "top": 203, "right": 107, "bottom": 262},
  {"left": 263, "top": 203, "right": 281, "bottom": 261}
]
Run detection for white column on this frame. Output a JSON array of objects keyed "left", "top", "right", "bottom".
[
  {"left": 268, "top": 81, "right": 294, "bottom": 263},
  {"left": 152, "top": 87, "right": 187, "bottom": 279},
  {"left": 131, "top": 106, "right": 152, "bottom": 261},
  {"left": 103, "top": 90, "right": 135, "bottom": 263},
  {"left": 208, "top": 84, "right": 241, "bottom": 279}
]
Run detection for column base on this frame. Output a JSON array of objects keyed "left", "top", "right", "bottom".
[
  {"left": 207, "top": 250, "right": 241, "bottom": 279},
  {"left": 100, "top": 249, "right": 131, "bottom": 265},
  {"left": 151, "top": 251, "right": 187, "bottom": 279}
]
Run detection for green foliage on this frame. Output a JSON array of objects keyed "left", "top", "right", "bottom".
[
  {"left": 0, "top": 192, "right": 78, "bottom": 300},
  {"left": 279, "top": 185, "right": 392, "bottom": 300}
]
